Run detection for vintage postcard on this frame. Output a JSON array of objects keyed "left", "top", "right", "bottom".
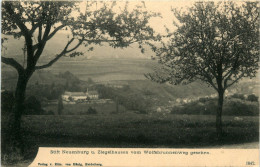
[{"left": 1, "top": 0, "right": 259, "bottom": 167}]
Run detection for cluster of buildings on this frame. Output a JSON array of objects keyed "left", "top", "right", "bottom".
[{"left": 62, "top": 89, "right": 99, "bottom": 103}]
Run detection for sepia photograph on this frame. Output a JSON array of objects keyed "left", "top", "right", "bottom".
[{"left": 1, "top": 0, "right": 259, "bottom": 166}]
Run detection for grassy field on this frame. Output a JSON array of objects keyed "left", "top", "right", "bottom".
[
  {"left": 43, "top": 102, "right": 126, "bottom": 115},
  {"left": 2, "top": 113, "right": 259, "bottom": 163}
]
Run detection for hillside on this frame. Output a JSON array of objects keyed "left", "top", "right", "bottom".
[
  {"left": 2, "top": 58, "right": 259, "bottom": 102},
  {"left": 1, "top": 69, "right": 85, "bottom": 91},
  {"left": 103, "top": 79, "right": 215, "bottom": 101},
  {"left": 1, "top": 58, "right": 157, "bottom": 89},
  {"left": 1, "top": 33, "right": 154, "bottom": 63}
]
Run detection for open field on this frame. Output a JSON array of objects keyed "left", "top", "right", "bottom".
[
  {"left": 43, "top": 102, "right": 126, "bottom": 115},
  {"left": 2, "top": 113, "right": 259, "bottom": 163}
]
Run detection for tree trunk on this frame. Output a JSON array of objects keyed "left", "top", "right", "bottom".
[
  {"left": 216, "top": 90, "right": 224, "bottom": 139},
  {"left": 7, "top": 74, "right": 29, "bottom": 154}
]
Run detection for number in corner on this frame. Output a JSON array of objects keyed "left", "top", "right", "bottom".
[{"left": 246, "top": 161, "right": 255, "bottom": 165}]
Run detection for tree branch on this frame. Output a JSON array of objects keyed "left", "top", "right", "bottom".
[
  {"left": 4, "top": 2, "right": 30, "bottom": 37},
  {"left": 225, "top": 72, "right": 245, "bottom": 88},
  {"left": 3, "top": 2, "right": 35, "bottom": 68},
  {"left": 207, "top": 79, "right": 218, "bottom": 91},
  {"left": 202, "top": 72, "right": 218, "bottom": 91},
  {"left": 35, "top": 38, "right": 79, "bottom": 70},
  {"left": 30, "top": 22, "right": 42, "bottom": 35},
  {"left": 38, "top": 24, "right": 42, "bottom": 42},
  {"left": 223, "top": 50, "right": 240, "bottom": 89},
  {"left": 222, "top": 50, "right": 240, "bottom": 79},
  {"left": 32, "top": 25, "right": 71, "bottom": 52},
  {"left": 46, "top": 25, "right": 66, "bottom": 41},
  {"left": 82, "top": 39, "right": 119, "bottom": 42},
  {"left": 27, "top": 6, "right": 42, "bottom": 34},
  {"left": 64, "top": 38, "right": 75, "bottom": 51},
  {"left": 42, "top": 22, "right": 52, "bottom": 42},
  {"left": 33, "top": 22, "right": 52, "bottom": 64},
  {"left": 66, "top": 38, "right": 84, "bottom": 53},
  {"left": 197, "top": 65, "right": 218, "bottom": 91},
  {"left": 2, "top": 57, "right": 24, "bottom": 74},
  {"left": 34, "top": 53, "right": 64, "bottom": 70}
]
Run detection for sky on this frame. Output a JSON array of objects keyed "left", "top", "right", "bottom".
[
  {"left": 2, "top": 1, "right": 195, "bottom": 62},
  {"left": 75, "top": 1, "right": 194, "bottom": 35},
  {"left": 3, "top": 1, "right": 246, "bottom": 63}
]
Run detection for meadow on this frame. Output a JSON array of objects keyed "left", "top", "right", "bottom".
[
  {"left": 43, "top": 102, "right": 126, "bottom": 115},
  {"left": 2, "top": 113, "right": 259, "bottom": 163}
]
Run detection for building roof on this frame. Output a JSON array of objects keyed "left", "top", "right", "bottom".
[
  {"left": 87, "top": 91, "right": 98, "bottom": 95},
  {"left": 64, "top": 91, "right": 86, "bottom": 96}
]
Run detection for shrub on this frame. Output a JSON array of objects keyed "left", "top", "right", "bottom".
[
  {"left": 247, "top": 94, "right": 258, "bottom": 102},
  {"left": 87, "top": 107, "right": 97, "bottom": 114},
  {"left": 231, "top": 93, "right": 245, "bottom": 100},
  {"left": 46, "top": 110, "right": 55, "bottom": 115},
  {"left": 198, "top": 97, "right": 209, "bottom": 103},
  {"left": 224, "top": 99, "right": 259, "bottom": 116},
  {"left": 171, "top": 98, "right": 259, "bottom": 116},
  {"left": 24, "top": 96, "right": 44, "bottom": 115}
]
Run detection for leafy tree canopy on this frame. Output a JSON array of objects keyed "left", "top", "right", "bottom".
[
  {"left": 146, "top": 1, "right": 259, "bottom": 136},
  {"left": 147, "top": 2, "right": 259, "bottom": 92},
  {"left": 1, "top": 1, "right": 159, "bottom": 72}
]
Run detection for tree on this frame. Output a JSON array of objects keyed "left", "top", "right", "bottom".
[
  {"left": 247, "top": 94, "right": 258, "bottom": 102},
  {"left": 147, "top": 2, "right": 259, "bottom": 137},
  {"left": 1, "top": 1, "right": 158, "bottom": 155}
]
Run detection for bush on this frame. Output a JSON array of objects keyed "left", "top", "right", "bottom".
[
  {"left": 198, "top": 97, "right": 209, "bottom": 103},
  {"left": 87, "top": 107, "right": 97, "bottom": 114},
  {"left": 46, "top": 110, "right": 55, "bottom": 115},
  {"left": 224, "top": 99, "right": 259, "bottom": 116},
  {"left": 24, "top": 96, "right": 44, "bottom": 115},
  {"left": 171, "top": 98, "right": 259, "bottom": 116},
  {"left": 171, "top": 101, "right": 217, "bottom": 115},
  {"left": 247, "top": 94, "right": 258, "bottom": 102},
  {"left": 231, "top": 93, "right": 245, "bottom": 100}
]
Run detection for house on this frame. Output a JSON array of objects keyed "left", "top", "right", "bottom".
[
  {"left": 87, "top": 90, "right": 99, "bottom": 99},
  {"left": 62, "top": 90, "right": 99, "bottom": 102},
  {"left": 62, "top": 91, "right": 87, "bottom": 102}
]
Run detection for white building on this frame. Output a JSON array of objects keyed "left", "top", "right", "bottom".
[
  {"left": 62, "top": 91, "right": 87, "bottom": 102},
  {"left": 62, "top": 90, "right": 99, "bottom": 102},
  {"left": 87, "top": 90, "right": 99, "bottom": 99}
]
